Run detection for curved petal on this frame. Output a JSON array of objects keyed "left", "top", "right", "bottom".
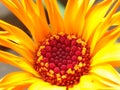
[
  {"left": 69, "top": 75, "right": 105, "bottom": 90},
  {"left": 64, "top": 0, "right": 87, "bottom": 35},
  {"left": 0, "top": 37, "right": 33, "bottom": 63},
  {"left": 0, "top": 50, "right": 38, "bottom": 77},
  {"left": 0, "top": 20, "right": 35, "bottom": 52},
  {"left": 90, "top": 64, "right": 120, "bottom": 86},
  {"left": 1, "top": 0, "right": 50, "bottom": 44},
  {"left": 82, "top": 0, "right": 115, "bottom": 42},
  {"left": 91, "top": 43, "right": 120, "bottom": 67},
  {"left": 44, "top": 0, "right": 64, "bottom": 34},
  {"left": 87, "top": 0, "right": 95, "bottom": 11},
  {"left": 0, "top": 71, "right": 38, "bottom": 89},
  {"left": 112, "top": 12, "right": 120, "bottom": 25},
  {"left": 89, "top": 0, "right": 120, "bottom": 53},
  {"left": 92, "top": 26, "right": 120, "bottom": 55},
  {"left": 28, "top": 80, "right": 66, "bottom": 90}
]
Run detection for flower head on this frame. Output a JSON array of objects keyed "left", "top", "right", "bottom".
[{"left": 0, "top": 0, "right": 120, "bottom": 90}]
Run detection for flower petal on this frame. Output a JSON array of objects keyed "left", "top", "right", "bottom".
[
  {"left": 0, "top": 50, "right": 38, "bottom": 77},
  {"left": 90, "top": 64, "right": 120, "bottom": 86},
  {"left": 89, "top": 0, "right": 120, "bottom": 53},
  {"left": 82, "top": 0, "right": 115, "bottom": 42},
  {"left": 64, "top": 0, "right": 86, "bottom": 35},
  {"left": 44, "top": 0, "right": 64, "bottom": 34},
  {"left": 0, "top": 71, "right": 37, "bottom": 89},
  {"left": 91, "top": 43, "right": 120, "bottom": 67},
  {"left": 1, "top": 0, "right": 49, "bottom": 44},
  {"left": 0, "top": 20, "right": 35, "bottom": 52},
  {"left": 0, "top": 36, "right": 33, "bottom": 63},
  {"left": 92, "top": 26, "right": 120, "bottom": 55},
  {"left": 69, "top": 75, "right": 105, "bottom": 90},
  {"left": 28, "top": 80, "right": 66, "bottom": 90}
]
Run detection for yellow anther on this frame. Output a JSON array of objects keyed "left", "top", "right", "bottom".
[
  {"left": 37, "top": 56, "right": 43, "bottom": 62},
  {"left": 78, "top": 56, "right": 82, "bottom": 61},
  {"left": 74, "top": 65, "right": 79, "bottom": 70},
  {"left": 67, "top": 35, "right": 72, "bottom": 40},
  {"left": 49, "top": 70, "right": 54, "bottom": 74},
  {"left": 57, "top": 77, "right": 61, "bottom": 81},
  {"left": 37, "top": 52, "right": 41, "bottom": 56},
  {"left": 83, "top": 63, "right": 86, "bottom": 66},
  {"left": 45, "top": 63, "right": 48, "bottom": 67},
  {"left": 59, "top": 32, "right": 65, "bottom": 36},
  {"left": 47, "top": 72, "right": 53, "bottom": 77},
  {"left": 40, "top": 62, "right": 44, "bottom": 66},
  {"left": 50, "top": 36, "right": 54, "bottom": 40},
  {"left": 82, "top": 47, "right": 86, "bottom": 55},
  {"left": 71, "top": 35, "right": 76, "bottom": 39},
  {"left": 81, "top": 41, "right": 86, "bottom": 46},
  {"left": 67, "top": 69, "right": 72, "bottom": 74},
  {"left": 56, "top": 74, "right": 61, "bottom": 78},
  {"left": 76, "top": 39, "right": 82, "bottom": 44},
  {"left": 39, "top": 46, "right": 45, "bottom": 50},
  {"left": 67, "top": 69, "right": 75, "bottom": 74},
  {"left": 78, "top": 62, "right": 83, "bottom": 67},
  {"left": 46, "top": 41, "right": 49, "bottom": 45},
  {"left": 62, "top": 75, "right": 66, "bottom": 79},
  {"left": 54, "top": 35, "right": 59, "bottom": 40}
]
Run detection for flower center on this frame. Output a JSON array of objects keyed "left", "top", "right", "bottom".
[{"left": 34, "top": 33, "right": 90, "bottom": 87}]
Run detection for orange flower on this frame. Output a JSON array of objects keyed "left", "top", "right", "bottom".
[{"left": 0, "top": 0, "right": 120, "bottom": 90}]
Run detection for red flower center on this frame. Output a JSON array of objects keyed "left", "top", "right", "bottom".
[{"left": 34, "top": 33, "right": 90, "bottom": 87}]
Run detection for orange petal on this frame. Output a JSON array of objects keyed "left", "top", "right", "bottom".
[
  {"left": 112, "top": 12, "right": 120, "bottom": 25},
  {"left": 92, "top": 26, "right": 120, "bottom": 55},
  {"left": 69, "top": 75, "right": 105, "bottom": 90},
  {"left": 0, "top": 37, "right": 33, "bottom": 63},
  {"left": 90, "top": 64, "right": 120, "bottom": 87},
  {"left": 0, "top": 50, "right": 38, "bottom": 77},
  {"left": 64, "top": 0, "right": 85, "bottom": 35},
  {"left": 20, "top": 0, "right": 50, "bottom": 44},
  {"left": 89, "top": 0, "right": 120, "bottom": 53},
  {"left": 28, "top": 80, "right": 66, "bottom": 90},
  {"left": 1, "top": 0, "right": 49, "bottom": 44},
  {"left": 82, "top": 0, "right": 115, "bottom": 42},
  {"left": 0, "top": 71, "right": 37, "bottom": 89},
  {"left": 36, "top": 0, "right": 47, "bottom": 24},
  {"left": 91, "top": 43, "right": 120, "bottom": 66},
  {"left": 87, "top": 0, "right": 95, "bottom": 11},
  {"left": 44, "top": 0, "right": 64, "bottom": 34},
  {"left": 0, "top": 20, "right": 35, "bottom": 52}
]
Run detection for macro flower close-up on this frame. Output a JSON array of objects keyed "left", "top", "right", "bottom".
[{"left": 0, "top": 0, "right": 120, "bottom": 90}]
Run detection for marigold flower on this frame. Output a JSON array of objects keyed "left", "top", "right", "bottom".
[{"left": 0, "top": 0, "right": 120, "bottom": 90}]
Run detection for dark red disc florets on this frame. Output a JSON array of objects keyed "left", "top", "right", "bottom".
[{"left": 34, "top": 33, "right": 90, "bottom": 87}]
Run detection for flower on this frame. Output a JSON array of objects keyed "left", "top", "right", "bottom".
[{"left": 0, "top": 0, "right": 120, "bottom": 90}]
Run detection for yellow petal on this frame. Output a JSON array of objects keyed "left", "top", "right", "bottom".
[
  {"left": 0, "top": 37, "right": 33, "bottom": 63},
  {"left": 0, "top": 20, "right": 35, "bottom": 52},
  {"left": 82, "top": 0, "right": 115, "bottom": 42},
  {"left": 44, "top": 0, "right": 64, "bottom": 34},
  {"left": 28, "top": 80, "right": 66, "bottom": 90},
  {"left": 20, "top": 0, "right": 50, "bottom": 44},
  {"left": 69, "top": 75, "right": 104, "bottom": 90},
  {"left": 36, "top": 0, "right": 47, "bottom": 23},
  {"left": 92, "top": 26, "right": 120, "bottom": 55},
  {"left": 1, "top": 0, "right": 49, "bottom": 44},
  {"left": 112, "top": 12, "right": 120, "bottom": 25},
  {"left": 90, "top": 64, "right": 120, "bottom": 86},
  {"left": 89, "top": 0, "right": 120, "bottom": 53},
  {"left": 0, "top": 50, "right": 38, "bottom": 77},
  {"left": 64, "top": 0, "right": 85, "bottom": 35},
  {"left": 0, "top": 71, "right": 38, "bottom": 88},
  {"left": 91, "top": 43, "right": 120, "bottom": 66},
  {"left": 87, "top": 0, "right": 95, "bottom": 11}
]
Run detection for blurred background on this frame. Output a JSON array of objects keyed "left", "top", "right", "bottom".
[{"left": 0, "top": 0, "right": 120, "bottom": 79}]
